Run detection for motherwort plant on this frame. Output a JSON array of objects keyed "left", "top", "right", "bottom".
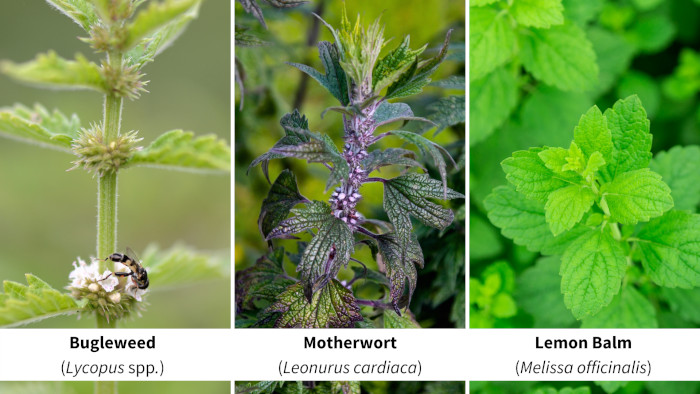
[
  {"left": 0, "top": 0, "right": 230, "bottom": 338},
  {"left": 239, "top": 8, "right": 464, "bottom": 328}
]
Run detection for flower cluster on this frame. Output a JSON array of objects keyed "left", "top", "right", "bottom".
[{"left": 70, "top": 123, "right": 142, "bottom": 177}]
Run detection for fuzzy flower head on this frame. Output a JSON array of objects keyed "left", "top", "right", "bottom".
[{"left": 68, "top": 257, "right": 146, "bottom": 322}]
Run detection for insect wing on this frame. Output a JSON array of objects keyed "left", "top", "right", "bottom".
[{"left": 124, "top": 246, "right": 142, "bottom": 268}]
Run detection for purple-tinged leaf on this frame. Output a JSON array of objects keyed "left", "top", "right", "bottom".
[
  {"left": 258, "top": 169, "right": 307, "bottom": 238},
  {"left": 376, "top": 232, "right": 424, "bottom": 312},
  {"left": 236, "top": 247, "right": 295, "bottom": 311},
  {"left": 237, "top": 0, "right": 267, "bottom": 29},
  {"left": 266, "top": 200, "right": 332, "bottom": 240},
  {"left": 361, "top": 148, "right": 425, "bottom": 173},
  {"left": 372, "top": 101, "right": 435, "bottom": 129}
]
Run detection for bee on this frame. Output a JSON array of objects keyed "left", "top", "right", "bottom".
[{"left": 102, "top": 247, "right": 149, "bottom": 289}]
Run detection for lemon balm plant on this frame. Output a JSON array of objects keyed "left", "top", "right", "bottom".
[
  {"left": 0, "top": 0, "right": 230, "bottom": 334},
  {"left": 238, "top": 6, "right": 464, "bottom": 328}
]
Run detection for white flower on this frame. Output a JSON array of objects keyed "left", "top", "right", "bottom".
[
  {"left": 69, "top": 257, "right": 117, "bottom": 292},
  {"left": 125, "top": 277, "right": 148, "bottom": 302},
  {"left": 108, "top": 292, "right": 121, "bottom": 304}
]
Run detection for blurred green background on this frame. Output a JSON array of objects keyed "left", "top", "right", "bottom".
[
  {"left": 0, "top": 1, "right": 230, "bottom": 328},
  {"left": 0, "top": 381, "right": 229, "bottom": 394},
  {"left": 234, "top": 0, "right": 465, "bottom": 327}
]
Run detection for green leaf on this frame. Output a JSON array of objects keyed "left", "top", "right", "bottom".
[
  {"left": 521, "top": 23, "right": 598, "bottom": 91},
  {"left": 573, "top": 106, "right": 613, "bottom": 166},
  {"left": 545, "top": 184, "right": 596, "bottom": 236},
  {"left": 266, "top": 280, "right": 362, "bottom": 328},
  {"left": 600, "top": 95, "right": 652, "bottom": 182},
  {"left": 265, "top": 200, "right": 332, "bottom": 240},
  {"left": 485, "top": 185, "right": 588, "bottom": 255},
  {"left": 383, "top": 309, "right": 420, "bottom": 328},
  {"left": 373, "top": 35, "right": 427, "bottom": 93},
  {"left": 391, "top": 130, "right": 457, "bottom": 197},
  {"left": 429, "top": 75, "right": 465, "bottom": 90},
  {"left": 588, "top": 27, "right": 635, "bottom": 96},
  {"left": 46, "top": 0, "right": 99, "bottom": 31},
  {"left": 288, "top": 41, "right": 350, "bottom": 105},
  {"left": 511, "top": 0, "right": 564, "bottom": 28},
  {"left": 126, "top": 2, "right": 200, "bottom": 68},
  {"left": 361, "top": 148, "right": 424, "bottom": 173},
  {"left": 427, "top": 95, "right": 465, "bottom": 135},
  {"left": 663, "top": 49, "right": 700, "bottom": 101},
  {"left": 129, "top": 130, "right": 230, "bottom": 172},
  {"left": 600, "top": 169, "right": 673, "bottom": 225},
  {"left": 248, "top": 110, "right": 311, "bottom": 182},
  {"left": 470, "top": 6, "right": 516, "bottom": 81},
  {"left": 141, "top": 245, "right": 229, "bottom": 289},
  {"left": 375, "top": 232, "right": 424, "bottom": 310},
  {"left": 515, "top": 256, "right": 576, "bottom": 328},
  {"left": 1, "top": 51, "right": 105, "bottom": 92},
  {"left": 235, "top": 381, "right": 281, "bottom": 394},
  {"left": 650, "top": 146, "right": 700, "bottom": 211},
  {"left": 0, "top": 274, "right": 82, "bottom": 327},
  {"left": 626, "top": 14, "right": 675, "bottom": 54},
  {"left": 0, "top": 104, "right": 80, "bottom": 151},
  {"left": 470, "top": 66, "right": 518, "bottom": 145},
  {"left": 386, "top": 30, "right": 452, "bottom": 99},
  {"left": 469, "top": 214, "right": 503, "bottom": 260},
  {"left": 661, "top": 287, "right": 700, "bottom": 324},
  {"left": 637, "top": 210, "right": 700, "bottom": 288},
  {"left": 581, "top": 285, "right": 657, "bottom": 328},
  {"left": 270, "top": 129, "right": 349, "bottom": 191},
  {"left": 560, "top": 229, "right": 627, "bottom": 319},
  {"left": 383, "top": 173, "right": 464, "bottom": 244},
  {"left": 258, "top": 169, "right": 307, "bottom": 238},
  {"left": 502, "top": 148, "right": 571, "bottom": 203},
  {"left": 616, "top": 71, "right": 660, "bottom": 118},
  {"left": 236, "top": 248, "right": 296, "bottom": 310},
  {"left": 235, "top": 26, "right": 270, "bottom": 47},
  {"left": 594, "top": 382, "right": 628, "bottom": 394},
  {"left": 124, "top": 0, "right": 201, "bottom": 51},
  {"left": 372, "top": 101, "right": 433, "bottom": 128}
]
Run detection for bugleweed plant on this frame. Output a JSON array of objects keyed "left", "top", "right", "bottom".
[
  {"left": 239, "top": 7, "right": 464, "bottom": 328},
  {"left": 0, "top": 0, "right": 229, "bottom": 342}
]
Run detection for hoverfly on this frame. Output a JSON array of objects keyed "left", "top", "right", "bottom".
[{"left": 102, "top": 247, "right": 149, "bottom": 289}]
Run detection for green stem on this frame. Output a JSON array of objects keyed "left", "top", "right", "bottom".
[{"left": 95, "top": 381, "right": 117, "bottom": 394}]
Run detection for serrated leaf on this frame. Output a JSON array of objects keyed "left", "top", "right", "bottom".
[
  {"left": 0, "top": 104, "right": 80, "bottom": 151},
  {"left": 391, "top": 130, "right": 457, "bottom": 197},
  {"left": 428, "top": 95, "right": 465, "bottom": 135},
  {"left": 270, "top": 129, "right": 349, "bottom": 191},
  {"left": 511, "top": 0, "right": 564, "bottom": 28},
  {"left": 560, "top": 229, "right": 626, "bottom": 319},
  {"left": 383, "top": 173, "right": 464, "bottom": 244},
  {"left": 1, "top": 51, "right": 105, "bottom": 92},
  {"left": 650, "top": 146, "right": 700, "bottom": 211},
  {"left": 521, "top": 22, "right": 598, "bottom": 91},
  {"left": 600, "top": 95, "right": 652, "bottom": 182},
  {"left": 236, "top": 248, "right": 296, "bottom": 310},
  {"left": 288, "top": 41, "right": 349, "bottom": 105},
  {"left": 258, "top": 169, "right": 307, "bottom": 238},
  {"left": 235, "top": 26, "right": 270, "bottom": 47},
  {"left": 372, "top": 101, "right": 433, "bottom": 128},
  {"left": 129, "top": 130, "right": 230, "bottom": 172},
  {"left": 429, "top": 75, "right": 465, "bottom": 90},
  {"left": 46, "top": 0, "right": 98, "bottom": 31},
  {"left": 581, "top": 285, "right": 657, "bottom": 328},
  {"left": 361, "top": 148, "right": 424, "bottom": 173},
  {"left": 383, "top": 309, "right": 420, "bottom": 328},
  {"left": 386, "top": 30, "right": 452, "bottom": 99},
  {"left": 373, "top": 35, "right": 427, "bottom": 92},
  {"left": 545, "top": 184, "right": 596, "bottom": 236},
  {"left": 126, "top": 2, "right": 200, "bottom": 68},
  {"left": 573, "top": 105, "right": 613, "bottom": 166},
  {"left": 124, "top": 0, "right": 201, "bottom": 51},
  {"left": 601, "top": 169, "right": 672, "bottom": 225},
  {"left": 237, "top": 0, "right": 267, "bottom": 28},
  {"left": 470, "top": 7, "right": 516, "bottom": 81},
  {"left": 0, "top": 274, "right": 82, "bottom": 327},
  {"left": 637, "top": 210, "right": 700, "bottom": 288},
  {"left": 266, "top": 280, "right": 362, "bottom": 328},
  {"left": 141, "top": 244, "right": 229, "bottom": 289},
  {"left": 502, "top": 148, "right": 571, "bottom": 203},
  {"left": 376, "top": 232, "right": 424, "bottom": 311},
  {"left": 485, "top": 185, "right": 589, "bottom": 255},
  {"left": 248, "top": 110, "right": 311, "bottom": 182},
  {"left": 470, "top": 66, "right": 517, "bottom": 145},
  {"left": 266, "top": 200, "right": 332, "bottom": 240},
  {"left": 515, "top": 256, "right": 576, "bottom": 327}
]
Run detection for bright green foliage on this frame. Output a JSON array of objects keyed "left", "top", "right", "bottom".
[
  {"left": 123, "top": 0, "right": 201, "bottom": 51},
  {"left": 266, "top": 280, "right": 363, "bottom": 328},
  {"left": 600, "top": 96, "right": 652, "bottom": 182},
  {"left": 581, "top": 285, "right": 657, "bottom": 328},
  {"left": 383, "top": 309, "right": 420, "bottom": 328},
  {"left": 521, "top": 23, "right": 598, "bottom": 91},
  {"left": 600, "top": 169, "right": 673, "bottom": 225},
  {"left": 469, "top": 6, "right": 517, "bottom": 81},
  {"left": 257, "top": 170, "right": 307, "bottom": 238},
  {"left": 129, "top": 130, "right": 230, "bottom": 172},
  {"left": 516, "top": 256, "right": 576, "bottom": 327},
  {"left": 140, "top": 245, "right": 229, "bottom": 289},
  {"left": 1, "top": 51, "right": 105, "bottom": 92},
  {"left": 0, "top": 104, "right": 80, "bottom": 151},
  {"left": 545, "top": 185, "right": 596, "bottom": 236},
  {"left": 637, "top": 210, "right": 700, "bottom": 288},
  {"left": 511, "top": 0, "right": 564, "bottom": 28},
  {"left": 502, "top": 148, "right": 571, "bottom": 203},
  {"left": 470, "top": 261, "right": 517, "bottom": 327},
  {"left": 662, "top": 287, "right": 700, "bottom": 324},
  {"left": 0, "top": 274, "right": 83, "bottom": 327},
  {"left": 470, "top": 66, "right": 518, "bottom": 145},
  {"left": 46, "top": 0, "right": 99, "bottom": 31},
  {"left": 663, "top": 49, "right": 700, "bottom": 101},
  {"left": 650, "top": 146, "right": 700, "bottom": 211}
]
